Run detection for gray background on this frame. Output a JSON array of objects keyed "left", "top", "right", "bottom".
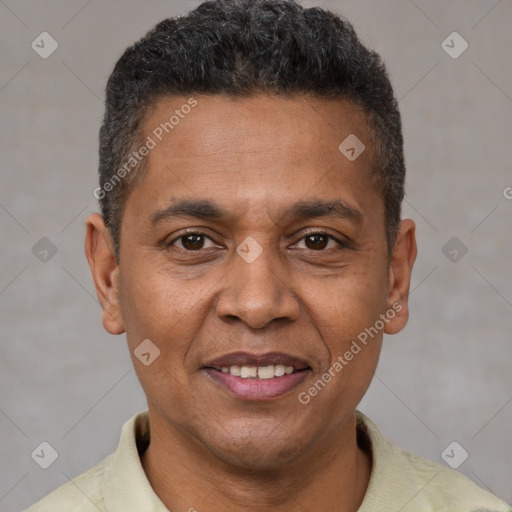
[{"left": 1, "top": 0, "right": 511, "bottom": 510}]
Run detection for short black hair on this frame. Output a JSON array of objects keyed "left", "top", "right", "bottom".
[{"left": 98, "top": 0, "right": 405, "bottom": 260}]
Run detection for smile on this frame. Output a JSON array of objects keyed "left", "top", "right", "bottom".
[
  {"left": 203, "top": 352, "right": 311, "bottom": 400},
  {"left": 216, "top": 364, "right": 295, "bottom": 379}
]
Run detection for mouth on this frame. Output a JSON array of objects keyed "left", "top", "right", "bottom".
[{"left": 202, "top": 352, "right": 311, "bottom": 400}]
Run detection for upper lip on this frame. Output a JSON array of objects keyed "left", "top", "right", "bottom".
[{"left": 204, "top": 351, "right": 310, "bottom": 370}]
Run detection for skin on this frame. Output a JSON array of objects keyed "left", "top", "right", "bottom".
[{"left": 85, "top": 93, "right": 417, "bottom": 512}]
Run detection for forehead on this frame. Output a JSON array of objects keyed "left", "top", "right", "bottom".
[
  {"left": 142, "top": 93, "right": 373, "bottom": 166},
  {"left": 126, "top": 93, "right": 382, "bottom": 228}
]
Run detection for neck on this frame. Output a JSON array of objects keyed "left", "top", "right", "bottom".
[{"left": 141, "top": 410, "right": 371, "bottom": 512}]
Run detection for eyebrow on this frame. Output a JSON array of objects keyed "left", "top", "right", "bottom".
[
  {"left": 149, "top": 198, "right": 362, "bottom": 227},
  {"left": 150, "top": 199, "right": 228, "bottom": 226}
]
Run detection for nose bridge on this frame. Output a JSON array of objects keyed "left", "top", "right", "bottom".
[{"left": 216, "top": 237, "right": 300, "bottom": 329}]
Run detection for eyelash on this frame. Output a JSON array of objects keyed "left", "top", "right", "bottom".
[{"left": 168, "top": 229, "right": 346, "bottom": 252}]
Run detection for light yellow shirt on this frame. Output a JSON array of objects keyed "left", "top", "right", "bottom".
[{"left": 26, "top": 410, "right": 511, "bottom": 512}]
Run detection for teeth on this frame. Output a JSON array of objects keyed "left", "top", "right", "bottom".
[
  {"left": 229, "top": 365, "right": 241, "bottom": 376},
  {"left": 240, "top": 366, "right": 258, "bottom": 378},
  {"left": 223, "top": 364, "right": 296, "bottom": 379},
  {"left": 274, "top": 364, "right": 285, "bottom": 377},
  {"left": 257, "top": 365, "right": 275, "bottom": 379}
]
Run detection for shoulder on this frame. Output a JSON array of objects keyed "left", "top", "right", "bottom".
[
  {"left": 25, "top": 411, "right": 152, "bottom": 512},
  {"left": 397, "top": 447, "right": 510, "bottom": 512},
  {"left": 24, "top": 455, "right": 111, "bottom": 512},
  {"left": 356, "top": 411, "right": 511, "bottom": 512}
]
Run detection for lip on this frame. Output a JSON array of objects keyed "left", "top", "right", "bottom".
[
  {"left": 204, "top": 351, "right": 310, "bottom": 370},
  {"left": 202, "top": 351, "right": 311, "bottom": 401},
  {"left": 204, "top": 367, "right": 310, "bottom": 401}
]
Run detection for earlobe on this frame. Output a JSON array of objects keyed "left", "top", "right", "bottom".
[
  {"left": 85, "top": 213, "right": 125, "bottom": 335},
  {"left": 384, "top": 219, "right": 417, "bottom": 335}
]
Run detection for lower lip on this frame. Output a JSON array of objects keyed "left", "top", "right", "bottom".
[{"left": 204, "top": 369, "right": 310, "bottom": 400}]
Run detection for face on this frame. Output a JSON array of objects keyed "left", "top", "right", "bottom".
[{"left": 86, "top": 93, "right": 416, "bottom": 470}]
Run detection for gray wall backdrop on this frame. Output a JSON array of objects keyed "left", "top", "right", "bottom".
[{"left": 1, "top": 0, "right": 511, "bottom": 510}]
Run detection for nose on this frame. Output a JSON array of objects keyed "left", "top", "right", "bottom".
[{"left": 216, "top": 245, "right": 301, "bottom": 329}]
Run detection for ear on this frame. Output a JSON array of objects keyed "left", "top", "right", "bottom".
[
  {"left": 384, "top": 218, "right": 417, "bottom": 335},
  {"left": 84, "top": 213, "right": 125, "bottom": 335}
]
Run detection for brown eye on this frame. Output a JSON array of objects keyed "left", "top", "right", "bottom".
[
  {"left": 293, "top": 232, "right": 343, "bottom": 251},
  {"left": 305, "top": 234, "right": 329, "bottom": 250},
  {"left": 171, "top": 232, "right": 218, "bottom": 251},
  {"left": 181, "top": 234, "right": 205, "bottom": 250}
]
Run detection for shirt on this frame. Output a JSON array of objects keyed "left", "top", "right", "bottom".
[{"left": 26, "top": 410, "right": 511, "bottom": 512}]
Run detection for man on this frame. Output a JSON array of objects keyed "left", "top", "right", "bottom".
[{"left": 27, "top": 0, "right": 511, "bottom": 510}]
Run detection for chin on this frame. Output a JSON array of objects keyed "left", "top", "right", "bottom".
[{"left": 203, "top": 429, "right": 308, "bottom": 472}]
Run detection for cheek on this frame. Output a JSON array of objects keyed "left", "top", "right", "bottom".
[
  {"left": 121, "top": 274, "right": 196, "bottom": 411},
  {"left": 309, "top": 294, "right": 383, "bottom": 412},
  {"left": 118, "top": 261, "right": 218, "bottom": 398},
  {"left": 303, "top": 267, "right": 388, "bottom": 406},
  {"left": 119, "top": 258, "right": 205, "bottom": 339},
  {"left": 311, "top": 267, "right": 388, "bottom": 339}
]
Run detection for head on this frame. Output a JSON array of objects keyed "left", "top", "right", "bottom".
[
  {"left": 86, "top": 0, "right": 416, "bottom": 472},
  {"left": 96, "top": 0, "right": 406, "bottom": 261}
]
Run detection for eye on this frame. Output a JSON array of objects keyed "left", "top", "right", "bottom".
[
  {"left": 167, "top": 230, "right": 345, "bottom": 252},
  {"left": 170, "top": 232, "right": 219, "bottom": 251},
  {"left": 294, "top": 232, "right": 344, "bottom": 251}
]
